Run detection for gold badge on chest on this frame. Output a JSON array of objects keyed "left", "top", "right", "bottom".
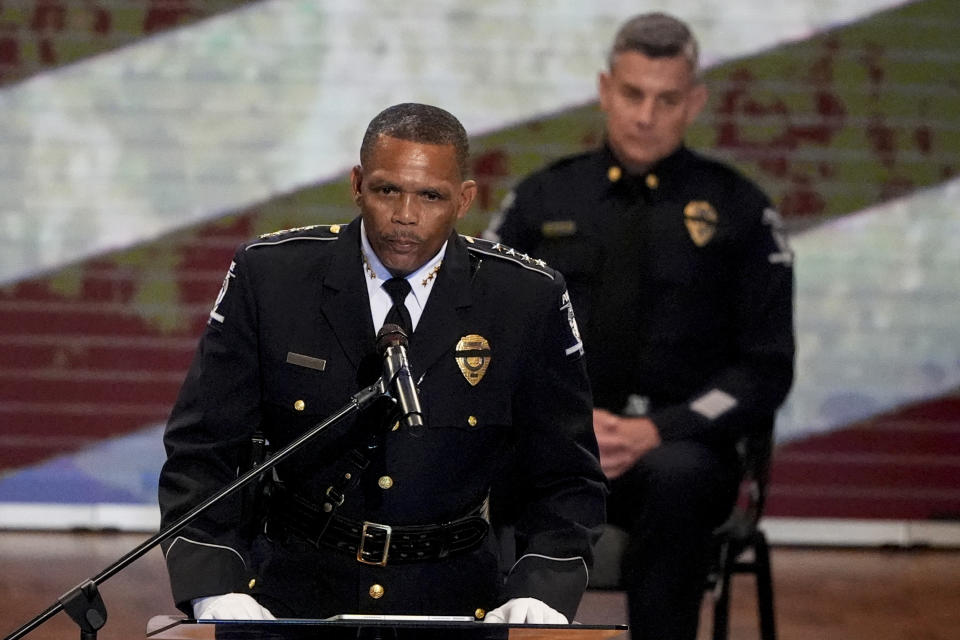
[
  {"left": 683, "top": 200, "right": 719, "bottom": 247},
  {"left": 455, "top": 334, "right": 491, "bottom": 386}
]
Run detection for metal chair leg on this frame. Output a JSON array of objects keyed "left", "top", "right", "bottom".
[
  {"left": 712, "top": 545, "right": 733, "bottom": 640},
  {"left": 753, "top": 531, "right": 777, "bottom": 640}
]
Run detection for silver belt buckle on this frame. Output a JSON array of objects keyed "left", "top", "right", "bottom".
[{"left": 357, "top": 521, "right": 392, "bottom": 566}]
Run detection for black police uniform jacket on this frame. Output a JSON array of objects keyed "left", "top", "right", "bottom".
[
  {"left": 158, "top": 216, "right": 606, "bottom": 620},
  {"left": 493, "top": 145, "right": 795, "bottom": 444}
]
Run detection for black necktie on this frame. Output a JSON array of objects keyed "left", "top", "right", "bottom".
[{"left": 382, "top": 277, "right": 413, "bottom": 336}]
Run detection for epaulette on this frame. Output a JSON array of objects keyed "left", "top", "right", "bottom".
[
  {"left": 246, "top": 223, "right": 345, "bottom": 250},
  {"left": 460, "top": 234, "right": 554, "bottom": 280}
]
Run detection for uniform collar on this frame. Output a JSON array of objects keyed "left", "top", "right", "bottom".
[{"left": 600, "top": 142, "right": 692, "bottom": 202}]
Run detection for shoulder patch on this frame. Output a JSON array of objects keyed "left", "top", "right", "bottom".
[
  {"left": 247, "top": 223, "right": 345, "bottom": 250},
  {"left": 460, "top": 234, "right": 554, "bottom": 279}
]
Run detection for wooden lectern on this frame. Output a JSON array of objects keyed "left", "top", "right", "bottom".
[{"left": 146, "top": 616, "right": 627, "bottom": 640}]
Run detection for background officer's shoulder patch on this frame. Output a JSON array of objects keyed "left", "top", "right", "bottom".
[
  {"left": 560, "top": 289, "right": 584, "bottom": 359},
  {"left": 460, "top": 234, "right": 553, "bottom": 279},
  {"left": 247, "top": 224, "right": 344, "bottom": 250}
]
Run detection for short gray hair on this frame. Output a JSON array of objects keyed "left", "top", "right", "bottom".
[
  {"left": 360, "top": 103, "right": 470, "bottom": 177},
  {"left": 608, "top": 12, "right": 699, "bottom": 75}
]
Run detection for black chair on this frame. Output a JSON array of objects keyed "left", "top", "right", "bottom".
[{"left": 588, "top": 429, "right": 777, "bottom": 640}]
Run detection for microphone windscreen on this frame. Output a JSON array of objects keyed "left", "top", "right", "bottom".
[{"left": 376, "top": 323, "right": 409, "bottom": 353}]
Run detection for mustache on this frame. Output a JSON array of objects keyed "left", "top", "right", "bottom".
[{"left": 381, "top": 231, "right": 423, "bottom": 244}]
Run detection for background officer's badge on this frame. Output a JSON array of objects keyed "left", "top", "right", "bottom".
[
  {"left": 683, "top": 200, "right": 718, "bottom": 247},
  {"left": 455, "top": 334, "right": 491, "bottom": 386}
]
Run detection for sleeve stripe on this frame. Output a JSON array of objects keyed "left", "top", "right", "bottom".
[
  {"left": 508, "top": 553, "right": 590, "bottom": 593},
  {"left": 246, "top": 236, "right": 337, "bottom": 250},
  {"left": 164, "top": 535, "right": 247, "bottom": 568}
]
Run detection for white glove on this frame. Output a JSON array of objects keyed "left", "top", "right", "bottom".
[
  {"left": 483, "top": 597, "right": 568, "bottom": 624},
  {"left": 191, "top": 593, "right": 276, "bottom": 620}
]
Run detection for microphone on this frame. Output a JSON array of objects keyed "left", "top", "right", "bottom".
[{"left": 376, "top": 323, "right": 424, "bottom": 430}]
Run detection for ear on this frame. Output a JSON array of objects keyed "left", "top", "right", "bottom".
[
  {"left": 597, "top": 71, "right": 612, "bottom": 113},
  {"left": 349, "top": 165, "right": 363, "bottom": 203},
  {"left": 456, "top": 180, "right": 478, "bottom": 220},
  {"left": 685, "top": 82, "right": 708, "bottom": 125}
]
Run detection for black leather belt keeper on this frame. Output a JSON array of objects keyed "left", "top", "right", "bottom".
[{"left": 269, "top": 487, "right": 489, "bottom": 566}]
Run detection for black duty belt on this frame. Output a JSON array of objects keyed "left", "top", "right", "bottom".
[{"left": 269, "top": 488, "right": 489, "bottom": 566}]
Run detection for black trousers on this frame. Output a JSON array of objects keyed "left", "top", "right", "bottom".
[{"left": 607, "top": 440, "right": 740, "bottom": 640}]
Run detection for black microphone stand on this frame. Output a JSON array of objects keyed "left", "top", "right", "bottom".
[{"left": 3, "top": 376, "right": 391, "bottom": 640}]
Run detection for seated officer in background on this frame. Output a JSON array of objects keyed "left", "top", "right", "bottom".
[
  {"left": 159, "top": 103, "right": 606, "bottom": 623},
  {"left": 487, "top": 13, "right": 795, "bottom": 640}
]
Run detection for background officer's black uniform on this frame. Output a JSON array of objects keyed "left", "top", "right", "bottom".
[
  {"left": 493, "top": 144, "right": 794, "bottom": 638},
  {"left": 158, "top": 217, "right": 606, "bottom": 621}
]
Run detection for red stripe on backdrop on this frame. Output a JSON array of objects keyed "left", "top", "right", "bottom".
[
  {"left": 772, "top": 456, "right": 960, "bottom": 492},
  {"left": 767, "top": 392, "right": 960, "bottom": 520},
  {"left": 1, "top": 338, "right": 197, "bottom": 372},
  {"left": 0, "top": 374, "right": 183, "bottom": 407},
  {"left": 0, "top": 214, "right": 259, "bottom": 475},
  {"left": 782, "top": 427, "right": 960, "bottom": 457},
  {"left": 0, "top": 304, "right": 206, "bottom": 338},
  {"left": 765, "top": 492, "right": 960, "bottom": 520},
  {"left": 0, "top": 408, "right": 169, "bottom": 469}
]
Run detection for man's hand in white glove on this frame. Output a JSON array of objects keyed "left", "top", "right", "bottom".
[
  {"left": 191, "top": 593, "right": 276, "bottom": 620},
  {"left": 483, "top": 597, "right": 568, "bottom": 624}
]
